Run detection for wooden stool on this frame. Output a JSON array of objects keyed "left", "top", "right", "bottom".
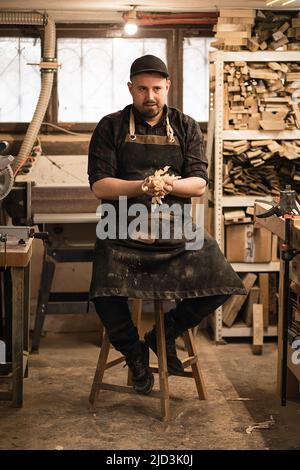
[{"left": 88, "top": 299, "right": 207, "bottom": 421}]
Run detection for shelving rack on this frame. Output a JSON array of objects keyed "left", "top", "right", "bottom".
[{"left": 211, "top": 50, "right": 300, "bottom": 343}]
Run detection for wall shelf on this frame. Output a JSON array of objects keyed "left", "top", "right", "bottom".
[{"left": 212, "top": 50, "right": 299, "bottom": 341}]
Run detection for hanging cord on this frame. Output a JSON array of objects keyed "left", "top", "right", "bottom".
[
  {"left": 42, "top": 121, "right": 88, "bottom": 136},
  {"left": 13, "top": 123, "right": 88, "bottom": 176}
]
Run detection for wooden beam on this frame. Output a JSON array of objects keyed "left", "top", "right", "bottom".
[{"left": 252, "top": 304, "right": 264, "bottom": 355}]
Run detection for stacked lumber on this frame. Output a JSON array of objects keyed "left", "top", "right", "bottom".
[
  {"left": 212, "top": 10, "right": 255, "bottom": 50},
  {"left": 223, "top": 272, "right": 278, "bottom": 328},
  {"left": 223, "top": 139, "right": 300, "bottom": 196},
  {"left": 223, "top": 61, "right": 300, "bottom": 130},
  {"left": 254, "top": 10, "right": 300, "bottom": 52},
  {"left": 212, "top": 10, "right": 300, "bottom": 51}
]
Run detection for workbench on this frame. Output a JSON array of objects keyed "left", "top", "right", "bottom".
[
  {"left": 255, "top": 202, "right": 300, "bottom": 399},
  {"left": 0, "top": 237, "right": 32, "bottom": 407},
  {"left": 5, "top": 155, "right": 99, "bottom": 352}
]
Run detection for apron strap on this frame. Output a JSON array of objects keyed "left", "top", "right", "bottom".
[
  {"left": 129, "top": 106, "right": 175, "bottom": 143},
  {"left": 129, "top": 108, "right": 136, "bottom": 141},
  {"left": 166, "top": 114, "right": 175, "bottom": 143}
]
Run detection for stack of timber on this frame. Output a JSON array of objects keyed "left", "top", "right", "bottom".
[
  {"left": 222, "top": 272, "right": 278, "bottom": 328},
  {"left": 212, "top": 10, "right": 300, "bottom": 51},
  {"left": 223, "top": 139, "right": 300, "bottom": 196},
  {"left": 223, "top": 61, "right": 300, "bottom": 131},
  {"left": 212, "top": 10, "right": 255, "bottom": 50}
]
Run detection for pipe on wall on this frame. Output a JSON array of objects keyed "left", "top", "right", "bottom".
[{"left": 0, "top": 11, "right": 56, "bottom": 174}]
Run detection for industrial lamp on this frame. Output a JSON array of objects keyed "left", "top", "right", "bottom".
[{"left": 123, "top": 7, "right": 138, "bottom": 35}]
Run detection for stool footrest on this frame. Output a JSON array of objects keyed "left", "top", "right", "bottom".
[
  {"left": 105, "top": 356, "right": 125, "bottom": 370},
  {"left": 99, "top": 382, "right": 162, "bottom": 399},
  {"left": 149, "top": 365, "right": 194, "bottom": 378},
  {"left": 182, "top": 355, "right": 198, "bottom": 368}
]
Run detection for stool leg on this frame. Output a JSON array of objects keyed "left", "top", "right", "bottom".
[
  {"left": 127, "top": 299, "right": 142, "bottom": 386},
  {"left": 154, "top": 300, "right": 171, "bottom": 421},
  {"left": 182, "top": 329, "right": 207, "bottom": 400},
  {"left": 89, "top": 330, "right": 110, "bottom": 411}
]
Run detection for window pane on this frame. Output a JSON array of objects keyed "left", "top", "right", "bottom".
[
  {"left": 183, "top": 37, "right": 215, "bottom": 122},
  {"left": 0, "top": 37, "right": 41, "bottom": 122},
  {"left": 57, "top": 38, "right": 167, "bottom": 122}
]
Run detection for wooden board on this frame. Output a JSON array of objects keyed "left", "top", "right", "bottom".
[
  {"left": 220, "top": 10, "right": 256, "bottom": 18},
  {"left": 0, "top": 237, "right": 33, "bottom": 267},
  {"left": 243, "top": 286, "right": 260, "bottom": 326},
  {"left": 222, "top": 273, "right": 257, "bottom": 327},
  {"left": 15, "top": 155, "right": 99, "bottom": 214},
  {"left": 15, "top": 155, "right": 89, "bottom": 187},
  {"left": 259, "top": 273, "right": 270, "bottom": 328},
  {"left": 252, "top": 304, "right": 264, "bottom": 355}
]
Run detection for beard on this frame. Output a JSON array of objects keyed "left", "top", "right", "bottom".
[{"left": 138, "top": 102, "right": 162, "bottom": 120}]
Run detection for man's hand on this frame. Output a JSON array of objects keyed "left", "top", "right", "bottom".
[
  {"left": 142, "top": 174, "right": 174, "bottom": 198},
  {"left": 162, "top": 174, "right": 174, "bottom": 195},
  {"left": 141, "top": 176, "right": 156, "bottom": 196}
]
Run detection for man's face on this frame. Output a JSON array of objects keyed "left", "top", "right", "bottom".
[{"left": 127, "top": 73, "right": 171, "bottom": 121}]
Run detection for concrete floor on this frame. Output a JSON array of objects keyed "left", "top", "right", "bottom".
[{"left": 0, "top": 330, "right": 300, "bottom": 450}]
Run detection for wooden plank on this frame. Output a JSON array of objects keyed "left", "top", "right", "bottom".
[
  {"left": 216, "top": 24, "right": 251, "bottom": 32},
  {"left": 220, "top": 10, "right": 256, "bottom": 18},
  {"left": 0, "top": 238, "right": 33, "bottom": 268},
  {"left": 271, "top": 234, "right": 278, "bottom": 261},
  {"left": 249, "top": 68, "right": 279, "bottom": 80},
  {"left": 222, "top": 273, "right": 257, "bottom": 327},
  {"left": 15, "top": 155, "right": 90, "bottom": 187},
  {"left": 259, "top": 120, "right": 286, "bottom": 131},
  {"left": 243, "top": 286, "right": 260, "bottom": 326},
  {"left": 216, "top": 31, "right": 250, "bottom": 39},
  {"left": 259, "top": 273, "right": 269, "bottom": 328},
  {"left": 252, "top": 304, "right": 264, "bottom": 355}
]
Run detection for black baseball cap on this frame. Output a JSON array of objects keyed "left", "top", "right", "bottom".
[{"left": 130, "top": 55, "right": 169, "bottom": 79}]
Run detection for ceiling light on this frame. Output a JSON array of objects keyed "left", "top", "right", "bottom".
[
  {"left": 123, "top": 6, "right": 138, "bottom": 35},
  {"left": 266, "top": 0, "right": 296, "bottom": 5}
]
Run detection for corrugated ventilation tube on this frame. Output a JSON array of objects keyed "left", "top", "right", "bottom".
[{"left": 0, "top": 11, "right": 56, "bottom": 173}]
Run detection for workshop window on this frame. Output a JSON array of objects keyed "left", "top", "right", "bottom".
[
  {"left": 57, "top": 37, "right": 167, "bottom": 122},
  {"left": 183, "top": 37, "right": 215, "bottom": 123},
  {"left": 0, "top": 37, "right": 41, "bottom": 122}
]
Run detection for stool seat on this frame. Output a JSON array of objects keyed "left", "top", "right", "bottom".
[{"left": 88, "top": 299, "right": 207, "bottom": 421}]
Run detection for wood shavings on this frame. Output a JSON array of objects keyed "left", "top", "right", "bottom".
[
  {"left": 245, "top": 415, "right": 275, "bottom": 434},
  {"left": 147, "top": 166, "right": 181, "bottom": 205}
]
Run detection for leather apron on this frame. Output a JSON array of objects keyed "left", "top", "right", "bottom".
[{"left": 90, "top": 107, "right": 246, "bottom": 300}]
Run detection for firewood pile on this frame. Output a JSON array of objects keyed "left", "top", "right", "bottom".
[
  {"left": 223, "top": 61, "right": 300, "bottom": 131},
  {"left": 223, "top": 139, "right": 300, "bottom": 196},
  {"left": 212, "top": 9, "right": 300, "bottom": 51}
]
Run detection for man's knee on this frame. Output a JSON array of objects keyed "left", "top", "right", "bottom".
[{"left": 92, "top": 296, "right": 129, "bottom": 325}]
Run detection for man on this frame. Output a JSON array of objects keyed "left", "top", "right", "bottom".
[{"left": 88, "top": 55, "right": 245, "bottom": 395}]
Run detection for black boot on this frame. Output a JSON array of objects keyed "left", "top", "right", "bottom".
[
  {"left": 125, "top": 341, "right": 154, "bottom": 395},
  {"left": 144, "top": 327, "right": 185, "bottom": 376}
]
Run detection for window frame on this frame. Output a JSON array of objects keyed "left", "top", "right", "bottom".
[
  {"left": 0, "top": 25, "right": 41, "bottom": 133},
  {"left": 0, "top": 23, "right": 214, "bottom": 134}
]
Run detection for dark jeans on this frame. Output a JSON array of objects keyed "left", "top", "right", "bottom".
[{"left": 93, "top": 295, "right": 230, "bottom": 358}]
